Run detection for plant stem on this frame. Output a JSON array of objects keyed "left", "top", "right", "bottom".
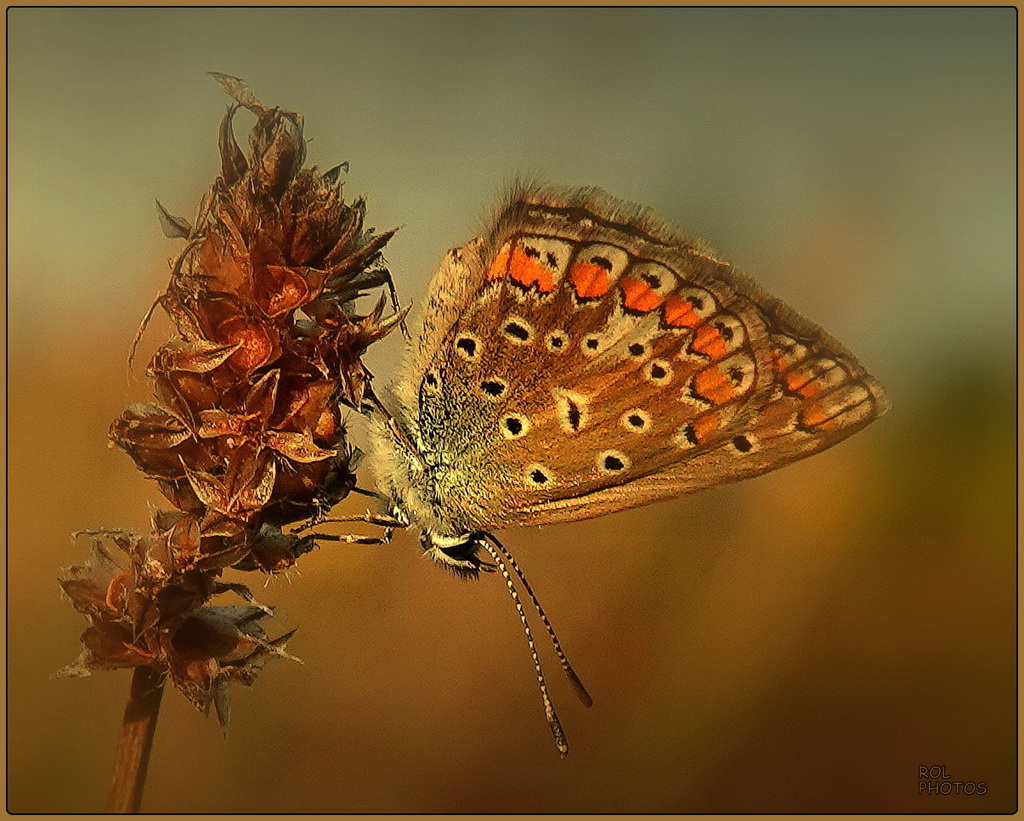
[{"left": 106, "top": 665, "right": 166, "bottom": 813}]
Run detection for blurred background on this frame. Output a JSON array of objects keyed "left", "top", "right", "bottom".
[{"left": 7, "top": 8, "right": 1015, "bottom": 813}]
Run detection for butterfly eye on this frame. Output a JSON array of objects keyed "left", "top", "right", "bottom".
[
  {"left": 716, "top": 352, "right": 757, "bottom": 396},
  {"left": 712, "top": 316, "right": 745, "bottom": 352},
  {"left": 479, "top": 378, "right": 508, "bottom": 401},
  {"left": 631, "top": 261, "right": 677, "bottom": 296},
  {"left": 525, "top": 463, "right": 554, "bottom": 488},
  {"left": 687, "top": 312, "right": 745, "bottom": 360},
  {"left": 455, "top": 334, "right": 480, "bottom": 361},
  {"left": 675, "top": 287, "right": 717, "bottom": 320},
  {"left": 429, "top": 536, "right": 490, "bottom": 579},
  {"left": 597, "top": 450, "right": 631, "bottom": 475},
  {"left": 687, "top": 294, "right": 707, "bottom": 313},
  {"left": 501, "top": 414, "right": 530, "bottom": 440}
]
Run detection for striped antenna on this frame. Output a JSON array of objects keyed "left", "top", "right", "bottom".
[
  {"left": 476, "top": 536, "right": 570, "bottom": 757},
  {"left": 482, "top": 533, "right": 593, "bottom": 708}
]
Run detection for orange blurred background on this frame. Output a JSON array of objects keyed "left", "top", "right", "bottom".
[{"left": 8, "top": 8, "right": 1015, "bottom": 813}]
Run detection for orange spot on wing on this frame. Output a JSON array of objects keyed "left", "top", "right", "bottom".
[
  {"left": 692, "top": 412, "right": 719, "bottom": 443},
  {"left": 800, "top": 386, "right": 869, "bottom": 432},
  {"left": 487, "top": 243, "right": 512, "bottom": 281},
  {"left": 799, "top": 402, "right": 834, "bottom": 430},
  {"left": 509, "top": 245, "right": 555, "bottom": 292},
  {"left": 662, "top": 295, "right": 700, "bottom": 328},
  {"left": 570, "top": 261, "right": 611, "bottom": 298},
  {"left": 783, "top": 369, "right": 819, "bottom": 398},
  {"left": 620, "top": 276, "right": 665, "bottom": 312},
  {"left": 691, "top": 323, "right": 728, "bottom": 359},
  {"left": 694, "top": 365, "right": 736, "bottom": 404}
]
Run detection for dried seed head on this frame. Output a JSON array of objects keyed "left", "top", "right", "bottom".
[
  {"left": 108, "top": 74, "right": 402, "bottom": 566},
  {"left": 64, "top": 74, "right": 403, "bottom": 725},
  {"left": 57, "top": 528, "right": 298, "bottom": 727}
]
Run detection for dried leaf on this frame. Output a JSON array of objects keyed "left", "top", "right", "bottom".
[
  {"left": 172, "top": 609, "right": 254, "bottom": 661},
  {"left": 266, "top": 429, "right": 336, "bottom": 463},
  {"left": 158, "top": 291, "right": 205, "bottom": 341},
  {"left": 321, "top": 198, "right": 366, "bottom": 266},
  {"left": 324, "top": 228, "right": 396, "bottom": 286},
  {"left": 258, "top": 266, "right": 325, "bottom": 317},
  {"left": 208, "top": 71, "right": 261, "bottom": 110},
  {"left": 276, "top": 380, "right": 338, "bottom": 432},
  {"left": 242, "top": 368, "right": 280, "bottom": 419},
  {"left": 235, "top": 455, "right": 277, "bottom": 512},
  {"left": 156, "top": 199, "right": 192, "bottom": 239},
  {"left": 252, "top": 112, "right": 304, "bottom": 198},
  {"left": 213, "top": 680, "right": 232, "bottom": 732},
  {"left": 181, "top": 463, "right": 232, "bottom": 514},
  {"left": 196, "top": 510, "right": 248, "bottom": 540},
  {"left": 110, "top": 402, "right": 190, "bottom": 450},
  {"left": 196, "top": 408, "right": 253, "bottom": 439},
  {"left": 153, "top": 338, "right": 243, "bottom": 375},
  {"left": 164, "top": 514, "right": 202, "bottom": 567},
  {"left": 215, "top": 314, "right": 279, "bottom": 375},
  {"left": 217, "top": 105, "right": 248, "bottom": 184},
  {"left": 321, "top": 162, "right": 348, "bottom": 187},
  {"left": 64, "top": 74, "right": 403, "bottom": 723}
]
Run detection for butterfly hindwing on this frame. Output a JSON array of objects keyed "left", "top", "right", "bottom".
[{"left": 504, "top": 303, "right": 889, "bottom": 528}]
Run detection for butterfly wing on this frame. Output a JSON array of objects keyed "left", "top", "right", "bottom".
[
  {"left": 505, "top": 292, "right": 889, "bottom": 527},
  {"left": 389, "top": 237, "right": 490, "bottom": 420},
  {"left": 380, "top": 185, "right": 887, "bottom": 535}
]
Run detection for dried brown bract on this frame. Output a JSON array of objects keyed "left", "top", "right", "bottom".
[{"left": 60, "top": 74, "right": 404, "bottom": 731}]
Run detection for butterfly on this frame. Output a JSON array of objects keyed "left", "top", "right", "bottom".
[{"left": 362, "top": 184, "right": 889, "bottom": 755}]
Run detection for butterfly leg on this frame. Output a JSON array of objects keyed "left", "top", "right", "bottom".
[
  {"left": 290, "top": 509, "right": 402, "bottom": 535},
  {"left": 310, "top": 529, "right": 395, "bottom": 546},
  {"left": 289, "top": 506, "right": 404, "bottom": 548}
]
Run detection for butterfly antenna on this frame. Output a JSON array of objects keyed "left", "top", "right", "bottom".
[
  {"left": 477, "top": 536, "right": 570, "bottom": 758},
  {"left": 483, "top": 533, "right": 593, "bottom": 708}
]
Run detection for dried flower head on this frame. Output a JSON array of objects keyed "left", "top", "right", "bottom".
[
  {"left": 58, "top": 527, "right": 295, "bottom": 725},
  {"left": 61, "top": 73, "right": 404, "bottom": 730}
]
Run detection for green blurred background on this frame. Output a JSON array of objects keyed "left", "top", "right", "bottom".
[{"left": 8, "top": 8, "right": 1015, "bottom": 813}]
